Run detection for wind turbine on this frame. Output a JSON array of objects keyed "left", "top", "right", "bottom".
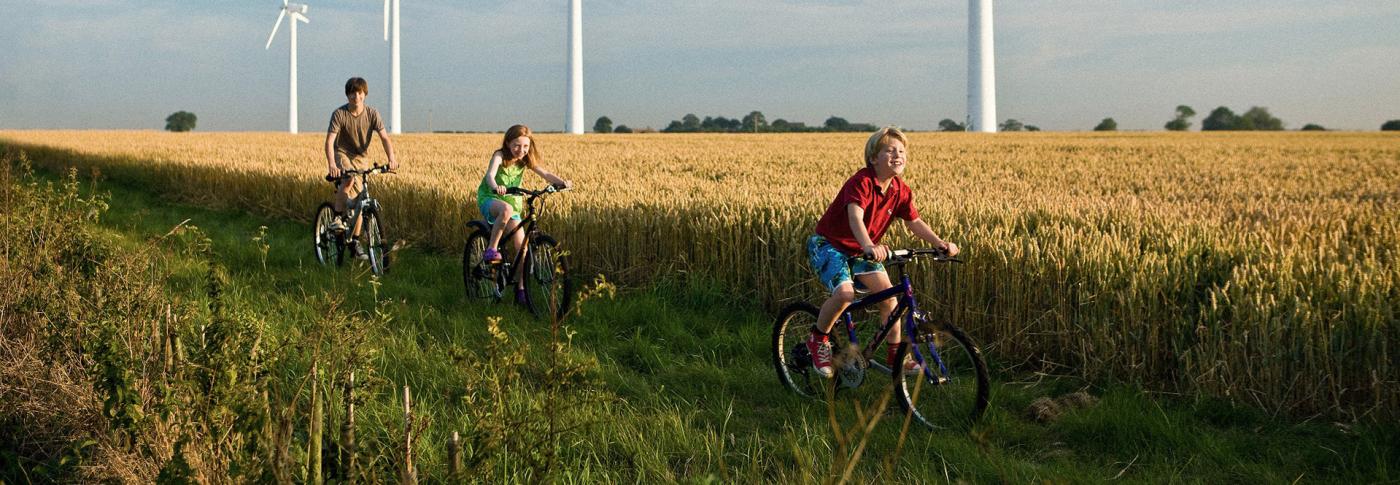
[
  {"left": 265, "top": 0, "right": 311, "bottom": 134},
  {"left": 967, "top": 0, "right": 996, "bottom": 132},
  {"left": 565, "top": 0, "right": 583, "bottom": 134},
  {"left": 381, "top": 0, "right": 402, "bottom": 134}
]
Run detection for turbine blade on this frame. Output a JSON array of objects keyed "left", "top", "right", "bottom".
[
  {"left": 265, "top": 9, "right": 287, "bottom": 49},
  {"left": 383, "top": 0, "right": 390, "bottom": 41},
  {"left": 293, "top": 11, "right": 309, "bottom": 23}
]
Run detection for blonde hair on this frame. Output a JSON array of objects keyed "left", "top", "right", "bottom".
[{"left": 864, "top": 126, "right": 909, "bottom": 166}]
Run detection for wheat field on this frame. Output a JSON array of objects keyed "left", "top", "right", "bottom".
[{"left": 2, "top": 130, "right": 1396, "bottom": 419}]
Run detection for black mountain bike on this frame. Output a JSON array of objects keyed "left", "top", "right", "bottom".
[
  {"left": 313, "top": 165, "right": 391, "bottom": 275},
  {"left": 462, "top": 185, "right": 575, "bottom": 320},
  {"left": 772, "top": 248, "right": 989, "bottom": 430}
]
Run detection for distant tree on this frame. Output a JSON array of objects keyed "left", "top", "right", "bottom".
[
  {"left": 848, "top": 122, "right": 879, "bottom": 132},
  {"left": 1201, "top": 106, "right": 1239, "bottom": 131},
  {"left": 593, "top": 116, "right": 613, "bottom": 134},
  {"left": 663, "top": 120, "right": 684, "bottom": 132},
  {"left": 770, "top": 119, "right": 791, "bottom": 132},
  {"left": 999, "top": 119, "right": 1024, "bottom": 132},
  {"left": 1240, "top": 106, "right": 1284, "bottom": 131},
  {"left": 937, "top": 118, "right": 966, "bottom": 132},
  {"left": 741, "top": 111, "right": 768, "bottom": 133},
  {"left": 1165, "top": 105, "right": 1196, "bottom": 131},
  {"left": 613, "top": 125, "right": 633, "bottom": 133},
  {"left": 1026, "top": 125, "right": 1041, "bottom": 132},
  {"left": 824, "top": 116, "right": 850, "bottom": 132},
  {"left": 1300, "top": 123, "right": 1326, "bottom": 131},
  {"left": 1383, "top": 120, "right": 1400, "bottom": 131},
  {"left": 682, "top": 113, "right": 701, "bottom": 131},
  {"left": 1093, "top": 118, "right": 1117, "bottom": 131},
  {"left": 165, "top": 111, "right": 197, "bottom": 132}
]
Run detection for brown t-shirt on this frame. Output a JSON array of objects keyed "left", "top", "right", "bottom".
[{"left": 327, "top": 104, "right": 385, "bottom": 159}]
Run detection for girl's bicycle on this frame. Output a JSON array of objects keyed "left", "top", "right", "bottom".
[
  {"left": 313, "top": 165, "right": 392, "bottom": 275},
  {"left": 772, "top": 248, "right": 989, "bottom": 430},
  {"left": 462, "top": 184, "right": 575, "bottom": 320}
]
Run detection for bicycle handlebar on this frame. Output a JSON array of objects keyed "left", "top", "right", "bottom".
[
  {"left": 505, "top": 184, "right": 571, "bottom": 197},
  {"left": 325, "top": 164, "right": 393, "bottom": 183},
  {"left": 863, "top": 247, "right": 962, "bottom": 265}
]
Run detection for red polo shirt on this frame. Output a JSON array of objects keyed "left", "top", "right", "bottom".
[{"left": 814, "top": 167, "right": 920, "bottom": 256}]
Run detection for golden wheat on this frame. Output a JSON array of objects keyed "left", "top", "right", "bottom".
[{"left": 2, "top": 130, "right": 1396, "bottom": 418}]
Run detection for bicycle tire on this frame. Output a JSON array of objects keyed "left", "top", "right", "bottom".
[
  {"left": 523, "top": 235, "right": 574, "bottom": 320},
  {"left": 313, "top": 203, "right": 344, "bottom": 267},
  {"left": 361, "top": 211, "right": 387, "bottom": 276},
  {"left": 773, "top": 302, "right": 829, "bottom": 399},
  {"left": 462, "top": 228, "right": 501, "bottom": 300},
  {"left": 893, "top": 317, "right": 989, "bottom": 430}
]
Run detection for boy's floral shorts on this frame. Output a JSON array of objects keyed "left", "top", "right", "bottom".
[{"left": 806, "top": 235, "right": 885, "bottom": 294}]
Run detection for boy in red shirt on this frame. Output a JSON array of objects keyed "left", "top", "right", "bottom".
[{"left": 805, "top": 126, "right": 960, "bottom": 378}]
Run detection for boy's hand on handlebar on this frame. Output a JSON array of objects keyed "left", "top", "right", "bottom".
[
  {"left": 494, "top": 185, "right": 507, "bottom": 196},
  {"left": 940, "top": 241, "right": 960, "bottom": 257},
  {"left": 863, "top": 244, "right": 890, "bottom": 262},
  {"left": 327, "top": 166, "right": 342, "bottom": 180}
]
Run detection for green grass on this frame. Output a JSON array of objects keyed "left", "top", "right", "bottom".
[{"left": 30, "top": 168, "right": 1400, "bottom": 482}]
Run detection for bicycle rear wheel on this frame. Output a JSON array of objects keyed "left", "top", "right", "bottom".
[
  {"left": 462, "top": 228, "right": 501, "bottom": 300},
  {"left": 772, "top": 302, "right": 828, "bottom": 399},
  {"left": 523, "top": 235, "right": 574, "bottom": 320},
  {"left": 893, "top": 316, "right": 989, "bottom": 430},
  {"left": 313, "top": 203, "right": 343, "bottom": 267},
  {"left": 360, "top": 211, "right": 388, "bottom": 275}
]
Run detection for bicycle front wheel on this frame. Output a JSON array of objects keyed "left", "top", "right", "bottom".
[
  {"left": 462, "top": 228, "right": 501, "bottom": 300},
  {"left": 360, "top": 211, "right": 388, "bottom": 275},
  {"left": 772, "top": 302, "right": 827, "bottom": 399},
  {"left": 313, "top": 203, "right": 343, "bottom": 267},
  {"left": 894, "top": 317, "right": 989, "bottom": 430},
  {"left": 523, "top": 235, "right": 574, "bottom": 320}
]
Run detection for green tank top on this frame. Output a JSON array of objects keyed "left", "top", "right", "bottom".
[{"left": 477, "top": 162, "right": 526, "bottom": 214}]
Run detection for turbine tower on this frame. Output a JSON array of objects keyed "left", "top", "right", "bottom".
[
  {"left": 968, "top": 0, "right": 996, "bottom": 133},
  {"left": 565, "top": 0, "right": 583, "bottom": 134},
  {"left": 382, "top": 0, "right": 402, "bottom": 134},
  {"left": 265, "top": 0, "right": 310, "bottom": 134}
]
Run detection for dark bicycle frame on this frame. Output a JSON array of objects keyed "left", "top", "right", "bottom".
[
  {"left": 468, "top": 184, "right": 567, "bottom": 289},
  {"left": 833, "top": 249, "right": 961, "bottom": 382}
]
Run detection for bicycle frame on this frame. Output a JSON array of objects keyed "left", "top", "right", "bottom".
[
  {"left": 836, "top": 270, "right": 951, "bottom": 382},
  {"left": 486, "top": 187, "right": 560, "bottom": 281},
  {"left": 340, "top": 170, "right": 381, "bottom": 230}
]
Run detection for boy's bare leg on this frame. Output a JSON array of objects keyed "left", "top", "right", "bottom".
[
  {"left": 814, "top": 283, "right": 856, "bottom": 334},
  {"left": 854, "top": 272, "right": 898, "bottom": 342}
]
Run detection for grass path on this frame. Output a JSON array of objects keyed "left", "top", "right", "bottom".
[{"left": 47, "top": 168, "right": 1400, "bottom": 482}]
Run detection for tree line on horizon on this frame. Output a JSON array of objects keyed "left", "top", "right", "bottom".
[{"left": 159, "top": 108, "right": 1400, "bottom": 133}]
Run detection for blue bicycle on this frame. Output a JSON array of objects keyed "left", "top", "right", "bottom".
[{"left": 772, "top": 248, "right": 989, "bottom": 430}]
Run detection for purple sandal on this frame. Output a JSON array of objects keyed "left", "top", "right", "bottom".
[{"left": 483, "top": 247, "right": 502, "bottom": 263}]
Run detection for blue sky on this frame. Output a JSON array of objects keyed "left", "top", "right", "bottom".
[{"left": 2, "top": 0, "right": 1398, "bottom": 132}]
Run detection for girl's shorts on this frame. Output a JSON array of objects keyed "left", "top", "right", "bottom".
[
  {"left": 478, "top": 198, "right": 523, "bottom": 225},
  {"left": 806, "top": 235, "right": 885, "bottom": 294}
]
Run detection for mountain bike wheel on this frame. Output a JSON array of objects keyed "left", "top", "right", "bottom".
[
  {"left": 313, "top": 203, "right": 343, "bottom": 267},
  {"left": 523, "top": 235, "right": 574, "bottom": 320},
  {"left": 360, "top": 211, "right": 387, "bottom": 276},
  {"left": 894, "top": 316, "right": 989, "bottom": 430},
  {"left": 462, "top": 228, "right": 501, "bottom": 300},
  {"left": 773, "top": 302, "right": 828, "bottom": 399}
]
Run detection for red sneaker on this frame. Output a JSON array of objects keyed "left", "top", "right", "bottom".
[
  {"left": 805, "top": 332, "right": 835, "bottom": 379},
  {"left": 889, "top": 344, "right": 923, "bottom": 376}
]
